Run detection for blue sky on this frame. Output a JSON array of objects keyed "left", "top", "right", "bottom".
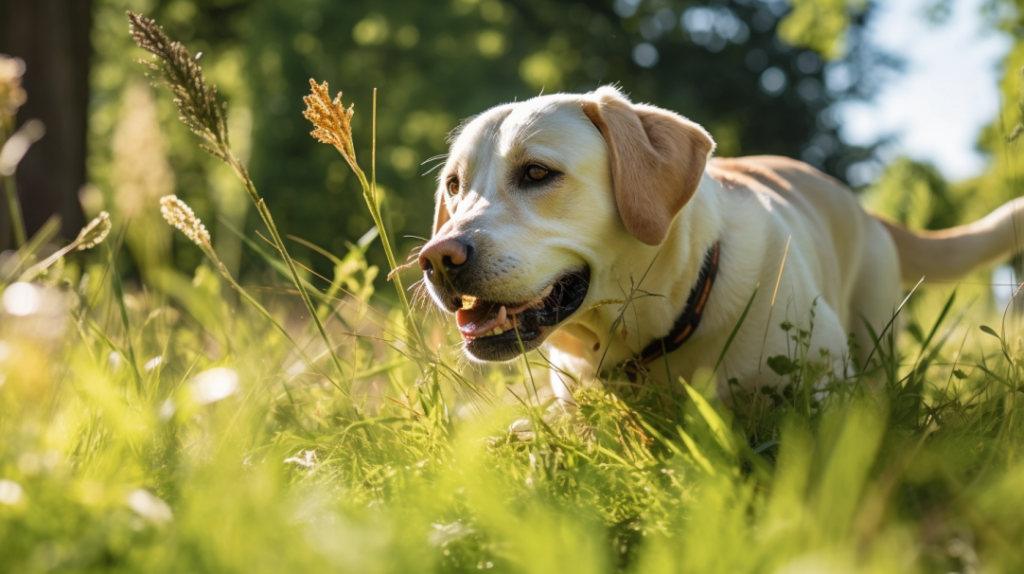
[{"left": 836, "top": 0, "right": 1012, "bottom": 183}]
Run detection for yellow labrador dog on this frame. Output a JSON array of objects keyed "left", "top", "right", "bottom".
[{"left": 417, "top": 86, "right": 1024, "bottom": 402}]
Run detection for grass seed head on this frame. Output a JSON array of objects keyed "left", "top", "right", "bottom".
[
  {"left": 75, "top": 211, "right": 112, "bottom": 250},
  {"left": 127, "top": 12, "right": 229, "bottom": 159},
  {"left": 0, "top": 54, "right": 27, "bottom": 118},
  {"left": 160, "top": 195, "right": 210, "bottom": 247},
  {"left": 302, "top": 79, "right": 357, "bottom": 167}
]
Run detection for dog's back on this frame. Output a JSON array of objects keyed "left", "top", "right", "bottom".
[{"left": 712, "top": 155, "right": 1024, "bottom": 286}]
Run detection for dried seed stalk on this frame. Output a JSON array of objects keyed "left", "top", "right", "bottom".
[
  {"left": 302, "top": 82, "right": 425, "bottom": 355},
  {"left": 128, "top": 12, "right": 229, "bottom": 160},
  {"left": 20, "top": 212, "right": 112, "bottom": 281},
  {"left": 129, "top": 11, "right": 347, "bottom": 387},
  {"left": 157, "top": 195, "right": 340, "bottom": 389}
]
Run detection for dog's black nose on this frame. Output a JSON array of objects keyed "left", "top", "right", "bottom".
[{"left": 418, "top": 235, "right": 475, "bottom": 284}]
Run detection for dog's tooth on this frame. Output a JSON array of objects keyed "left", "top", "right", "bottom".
[{"left": 493, "top": 328, "right": 503, "bottom": 336}]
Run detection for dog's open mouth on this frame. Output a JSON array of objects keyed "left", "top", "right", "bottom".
[{"left": 455, "top": 267, "right": 590, "bottom": 361}]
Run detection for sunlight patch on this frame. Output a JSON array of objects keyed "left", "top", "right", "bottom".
[
  {"left": 190, "top": 367, "right": 239, "bottom": 405},
  {"left": 2, "top": 282, "right": 39, "bottom": 316},
  {"left": 284, "top": 449, "right": 319, "bottom": 469},
  {"left": 143, "top": 356, "right": 163, "bottom": 371},
  {"left": 127, "top": 489, "right": 173, "bottom": 524},
  {"left": 0, "top": 479, "right": 23, "bottom": 505}
]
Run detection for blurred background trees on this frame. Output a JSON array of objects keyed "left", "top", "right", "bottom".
[
  {"left": 0, "top": 0, "right": 90, "bottom": 247},
  {"left": 84, "top": 0, "right": 888, "bottom": 282},
  {"left": 2, "top": 0, "right": 1022, "bottom": 290}
]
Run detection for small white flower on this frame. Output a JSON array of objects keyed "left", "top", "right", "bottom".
[
  {"left": 127, "top": 489, "right": 173, "bottom": 524},
  {"left": 158, "top": 399, "right": 176, "bottom": 421},
  {"left": 17, "top": 453, "right": 40, "bottom": 475},
  {"left": 429, "top": 520, "right": 475, "bottom": 547},
  {"left": 284, "top": 450, "right": 319, "bottom": 469},
  {"left": 190, "top": 367, "right": 238, "bottom": 405},
  {"left": 144, "top": 356, "right": 163, "bottom": 371},
  {"left": 2, "top": 282, "right": 39, "bottom": 316},
  {"left": 0, "top": 479, "right": 24, "bottom": 505}
]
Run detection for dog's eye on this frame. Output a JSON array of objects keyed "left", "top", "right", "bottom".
[
  {"left": 524, "top": 165, "right": 550, "bottom": 182},
  {"left": 446, "top": 177, "right": 459, "bottom": 195}
]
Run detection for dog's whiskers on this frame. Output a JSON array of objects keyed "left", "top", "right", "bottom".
[
  {"left": 420, "top": 153, "right": 449, "bottom": 165},
  {"left": 421, "top": 153, "right": 449, "bottom": 176},
  {"left": 407, "top": 278, "right": 426, "bottom": 296}
]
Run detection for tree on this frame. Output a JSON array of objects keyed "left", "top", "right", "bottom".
[
  {"left": 0, "top": 0, "right": 90, "bottom": 249},
  {"left": 240, "top": 0, "right": 886, "bottom": 277}
]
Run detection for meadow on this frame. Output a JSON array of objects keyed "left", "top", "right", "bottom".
[{"left": 1, "top": 11, "right": 1024, "bottom": 574}]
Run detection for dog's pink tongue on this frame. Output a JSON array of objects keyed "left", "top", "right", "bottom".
[{"left": 456, "top": 305, "right": 507, "bottom": 338}]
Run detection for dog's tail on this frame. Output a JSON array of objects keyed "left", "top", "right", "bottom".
[{"left": 876, "top": 197, "right": 1024, "bottom": 284}]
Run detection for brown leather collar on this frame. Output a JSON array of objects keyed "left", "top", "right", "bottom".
[{"left": 635, "top": 241, "right": 720, "bottom": 366}]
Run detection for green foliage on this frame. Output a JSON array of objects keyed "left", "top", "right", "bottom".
[
  {"left": 2, "top": 245, "right": 1024, "bottom": 572},
  {"left": 4, "top": 2, "right": 1018, "bottom": 572},
  {"left": 865, "top": 157, "right": 962, "bottom": 230},
  {"left": 965, "top": 0, "right": 1024, "bottom": 223},
  {"left": 778, "top": 0, "right": 866, "bottom": 60},
  {"left": 3, "top": 61, "right": 1023, "bottom": 565}
]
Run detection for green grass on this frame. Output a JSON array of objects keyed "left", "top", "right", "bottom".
[
  {"left": 1, "top": 226, "right": 1023, "bottom": 573},
  {"left": 2, "top": 14, "right": 1024, "bottom": 573}
]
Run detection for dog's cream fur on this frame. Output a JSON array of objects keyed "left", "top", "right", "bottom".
[{"left": 427, "top": 86, "right": 1024, "bottom": 401}]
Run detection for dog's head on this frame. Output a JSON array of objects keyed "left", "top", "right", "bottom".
[{"left": 419, "top": 86, "right": 715, "bottom": 361}]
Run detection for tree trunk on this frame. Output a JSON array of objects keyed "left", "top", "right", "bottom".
[{"left": 0, "top": 0, "right": 90, "bottom": 250}]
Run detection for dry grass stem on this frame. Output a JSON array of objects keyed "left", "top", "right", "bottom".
[
  {"left": 75, "top": 211, "right": 112, "bottom": 250},
  {"left": 19, "top": 211, "right": 113, "bottom": 281},
  {"left": 387, "top": 259, "right": 419, "bottom": 281},
  {"left": 155, "top": 196, "right": 343, "bottom": 390},
  {"left": 128, "top": 11, "right": 229, "bottom": 160},
  {"left": 302, "top": 80, "right": 426, "bottom": 358},
  {"left": 129, "top": 12, "right": 349, "bottom": 386}
]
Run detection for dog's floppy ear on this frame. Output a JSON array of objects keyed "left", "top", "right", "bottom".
[{"left": 580, "top": 86, "right": 715, "bottom": 245}]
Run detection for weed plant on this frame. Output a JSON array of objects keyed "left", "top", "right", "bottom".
[{"left": 0, "top": 13, "right": 1022, "bottom": 574}]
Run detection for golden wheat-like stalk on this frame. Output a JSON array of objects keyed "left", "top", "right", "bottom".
[
  {"left": 302, "top": 81, "right": 427, "bottom": 356},
  {"left": 160, "top": 195, "right": 211, "bottom": 247},
  {"left": 302, "top": 80, "right": 359, "bottom": 172}
]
